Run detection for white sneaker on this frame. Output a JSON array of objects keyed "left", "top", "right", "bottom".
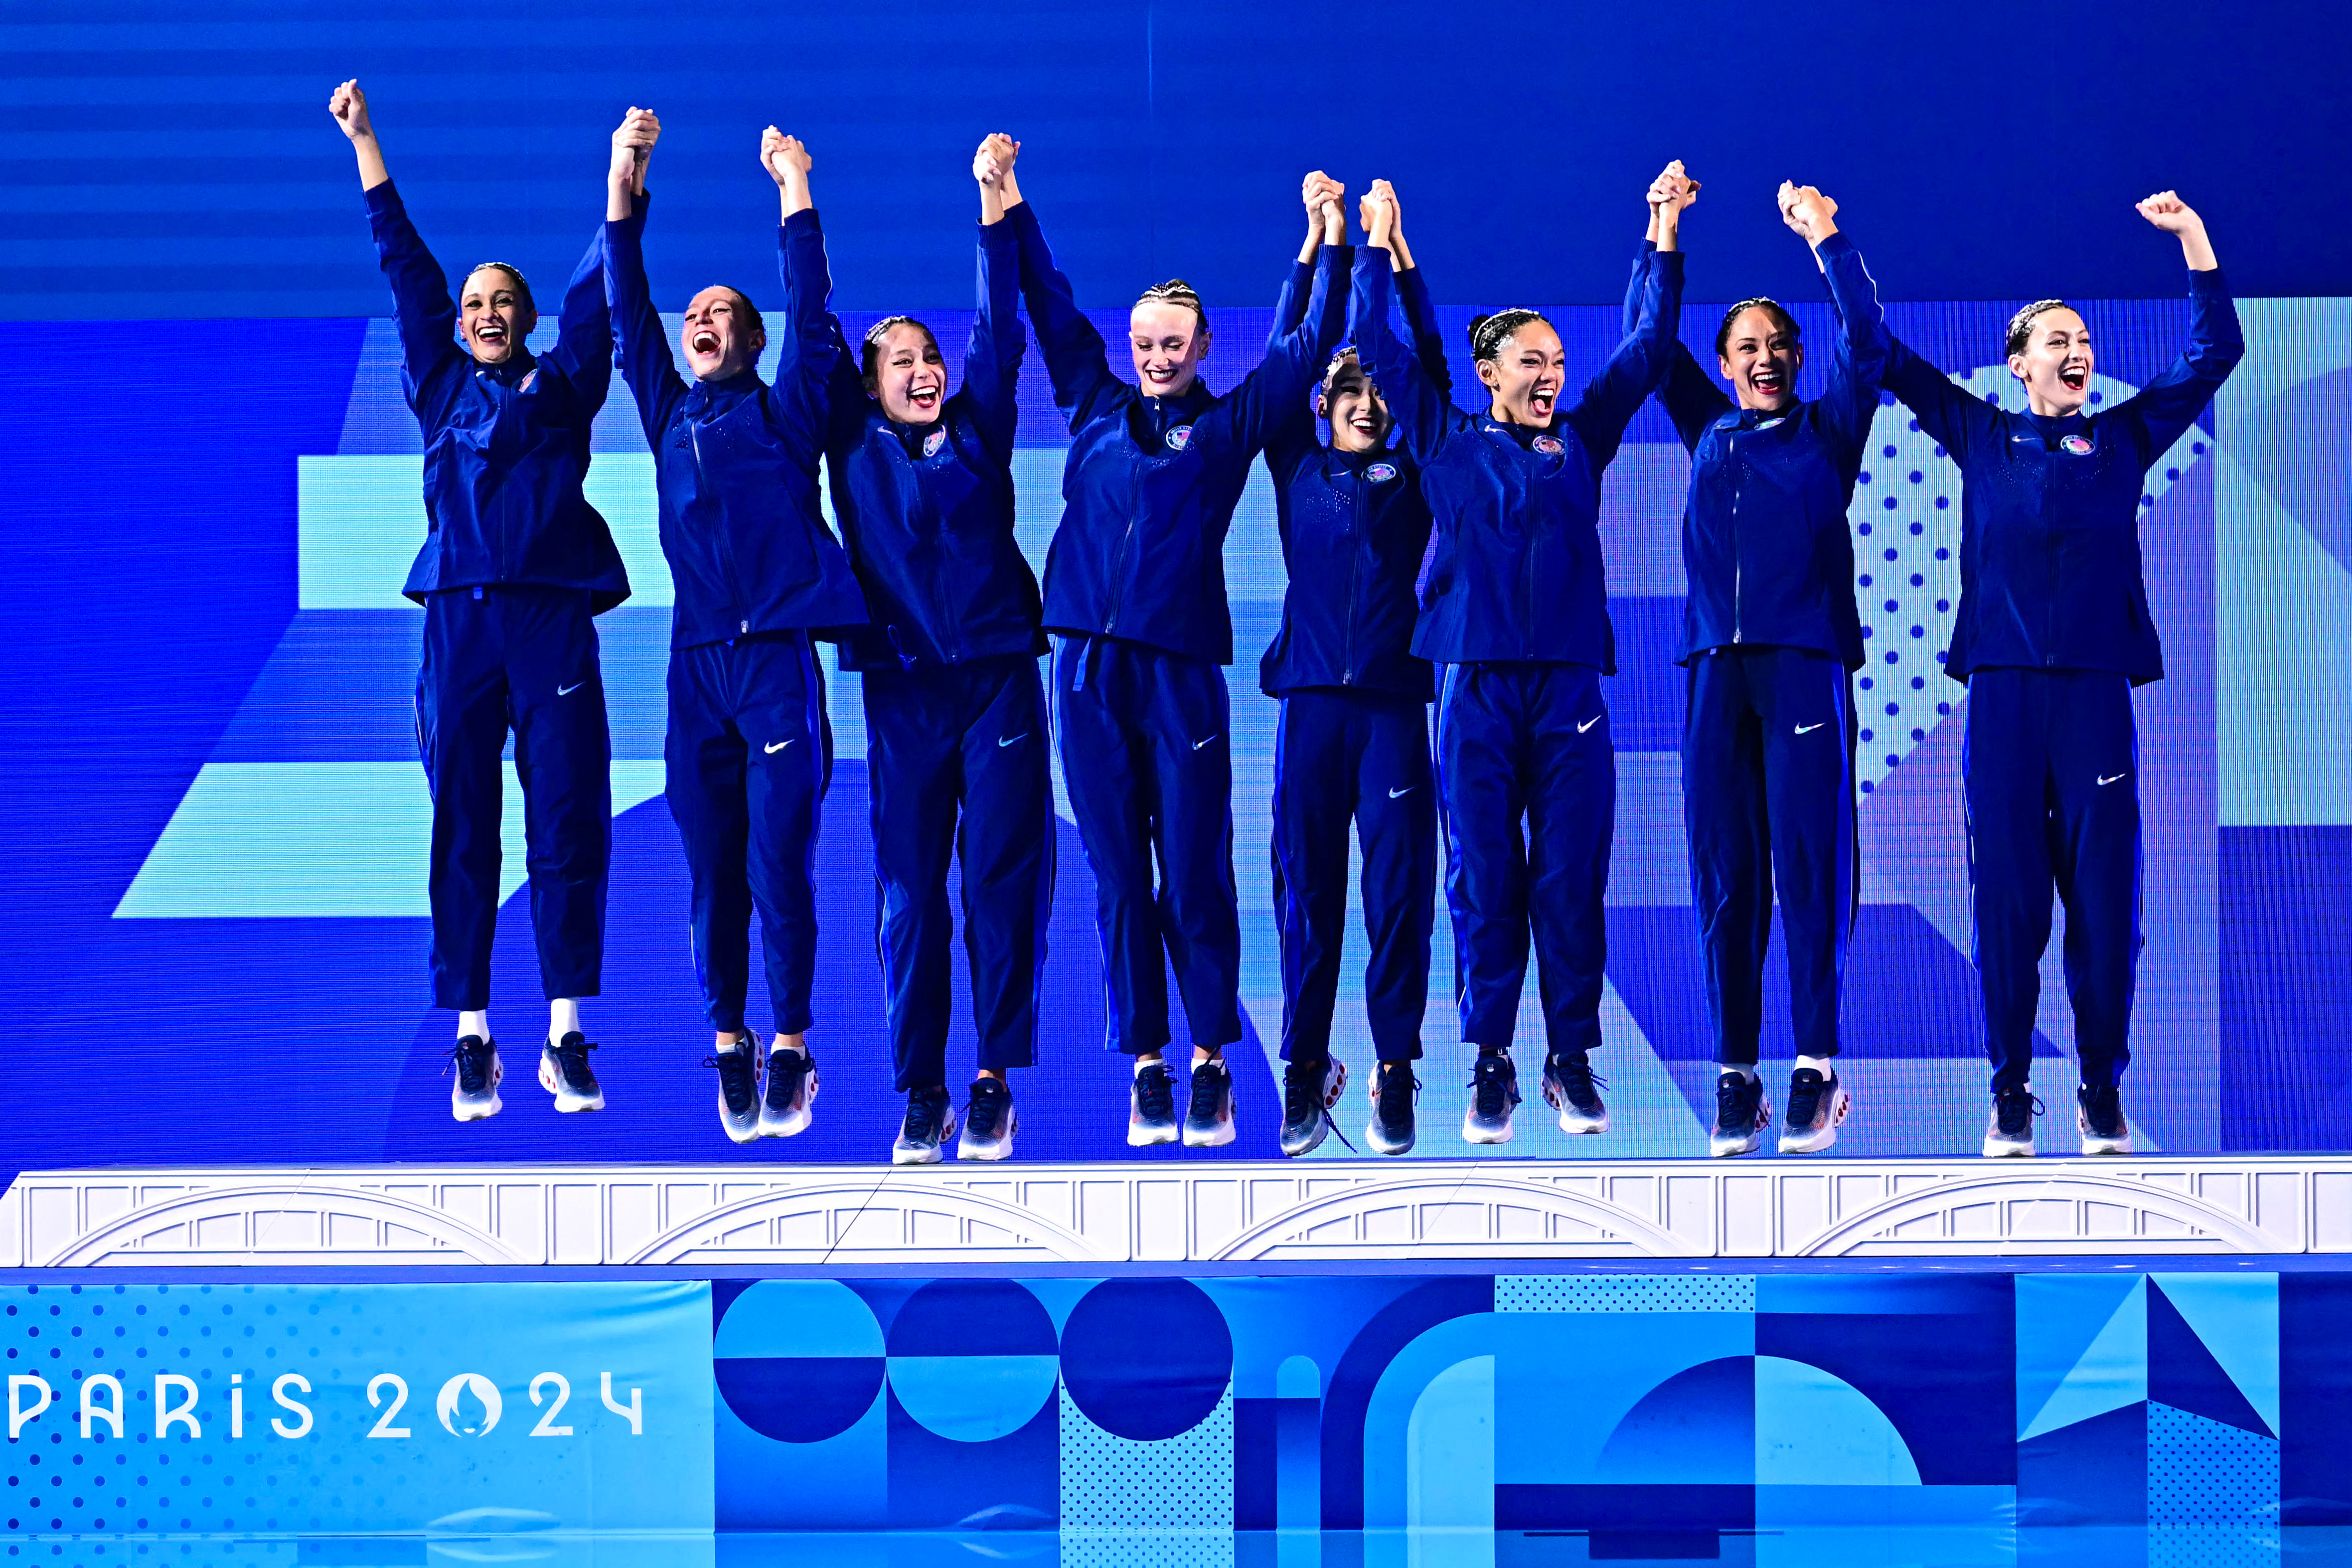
[
  {"left": 1462, "top": 1051, "right": 1519, "bottom": 1144},
  {"left": 892, "top": 1087, "right": 956, "bottom": 1165},
  {"left": 758, "top": 1047, "right": 817, "bottom": 1137},
  {"left": 959, "top": 1078, "right": 1018, "bottom": 1161},
  {"left": 707, "top": 1034, "right": 762, "bottom": 1145},
  {"left": 1709, "top": 1071, "right": 1769, "bottom": 1158},
  {"left": 1183, "top": 1058, "right": 1238, "bottom": 1148},
  {"left": 1128, "top": 1061, "right": 1179, "bottom": 1147},
  {"left": 449, "top": 1036, "right": 502, "bottom": 1122},
  {"left": 1982, "top": 1086, "right": 2040, "bottom": 1157},
  {"left": 538, "top": 1032, "right": 605, "bottom": 1113},
  {"left": 1778, "top": 1069, "right": 1850, "bottom": 1155},
  {"left": 2076, "top": 1086, "right": 2133, "bottom": 1156}
]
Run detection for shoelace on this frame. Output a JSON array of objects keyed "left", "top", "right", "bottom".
[
  {"left": 1375, "top": 1066, "right": 1419, "bottom": 1131},
  {"left": 965, "top": 1079, "right": 1009, "bottom": 1138},
  {"left": 551, "top": 1037, "right": 599, "bottom": 1091},
  {"left": 1785, "top": 1071, "right": 1824, "bottom": 1126},
  {"left": 1549, "top": 1055, "right": 1606, "bottom": 1113},
  {"left": 766, "top": 1050, "right": 813, "bottom": 1109},
  {"left": 1135, "top": 1062, "right": 1176, "bottom": 1123},
  {"left": 1470, "top": 1053, "right": 1518, "bottom": 1117},
  {"left": 902, "top": 1089, "right": 949, "bottom": 1144},
  {"left": 1190, "top": 1059, "right": 1230, "bottom": 1118},
  {"left": 703, "top": 1050, "right": 759, "bottom": 1114},
  {"left": 1280, "top": 1060, "right": 1356, "bottom": 1151},
  {"left": 2079, "top": 1086, "right": 2123, "bottom": 1136},
  {"left": 1996, "top": 1088, "right": 2044, "bottom": 1136},
  {"left": 1716, "top": 1073, "right": 1759, "bottom": 1130},
  {"left": 445, "top": 1039, "right": 492, "bottom": 1094}
]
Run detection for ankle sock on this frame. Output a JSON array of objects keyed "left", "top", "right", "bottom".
[
  {"left": 1720, "top": 1063, "right": 1758, "bottom": 1083},
  {"left": 458, "top": 1011, "right": 490, "bottom": 1043},
  {"left": 1794, "top": 1055, "right": 1836, "bottom": 1078}
]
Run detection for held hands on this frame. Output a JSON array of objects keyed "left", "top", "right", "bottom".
[
  {"left": 1362, "top": 184, "right": 1398, "bottom": 250},
  {"left": 611, "top": 107, "right": 659, "bottom": 192},
  {"left": 2137, "top": 189, "right": 2216, "bottom": 270},
  {"left": 1778, "top": 181, "right": 1839, "bottom": 245},
  {"left": 974, "top": 133, "right": 1020, "bottom": 190},
  {"left": 762, "top": 128, "right": 814, "bottom": 187},
  {"left": 1647, "top": 160, "right": 1699, "bottom": 216},
  {"left": 328, "top": 79, "right": 373, "bottom": 142},
  {"left": 1302, "top": 170, "right": 1346, "bottom": 246}
]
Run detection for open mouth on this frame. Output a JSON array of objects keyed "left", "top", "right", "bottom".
[
  {"left": 1751, "top": 367, "right": 1786, "bottom": 397},
  {"left": 2058, "top": 366, "right": 2088, "bottom": 393},
  {"left": 476, "top": 321, "right": 507, "bottom": 346},
  {"left": 1529, "top": 389, "right": 1556, "bottom": 419},
  {"left": 691, "top": 330, "right": 720, "bottom": 356},
  {"left": 1347, "top": 411, "right": 1380, "bottom": 433},
  {"left": 908, "top": 383, "right": 941, "bottom": 410}
]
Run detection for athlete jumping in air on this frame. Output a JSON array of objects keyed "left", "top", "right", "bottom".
[
  {"left": 1007, "top": 152, "right": 1343, "bottom": 1149},
  {"left": 1642, "top": 169, "right": 1890, "bottom": 1157},
  {"left": 1882, "top": 191, "right": 2239, "bottom": 1158},
  {"left": 601, "top": 111, "right": 870, "bottom": 1145},
  {"left": 1263, "top": 177, "right": 1445, "bottom": 1158},
  {"left": 823, "top": 133, "right": 1051, "bottom": 1164},
  {"left": 1350, "top": 169, "right": 1684, "bottom": 1146},
  {"left": 330, "top": 79, "right": 628, "bottom": 1124}
]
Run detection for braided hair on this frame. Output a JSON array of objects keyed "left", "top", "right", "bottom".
[
  {"left": 861, "top": 314, "right": 938, "bottom": 376},
  {"left": 1716, "top": 297, "right": 1800, "bottom": 358},
  {"left": 1467, "top": 309, "right": 1548, "bottom": 361},
  {"left": 2005, "top": 299, "right": 2071, "bottom": 358},
  {"left": 463, "top": 263, "right": 535, "bottom": 315},
  {"left": 1135, "top": 279, "right": 1208, "bottom": 335}
]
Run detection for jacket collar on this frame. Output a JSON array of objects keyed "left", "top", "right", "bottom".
[{"left": 684, "top": 367, "right": 765, "bottom": 414}]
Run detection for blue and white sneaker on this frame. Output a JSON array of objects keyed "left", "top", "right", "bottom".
[
  {"left": 1543, "top": 1052, "right": 1609, "bottom": 1134},
  {"left": 759, "top": 1047, "right": 817, "bottom": 1138},
  {"left": 1183, "top": 1057, "right": 1238, "bottom": 1148},
  {"left": 1463, "top": 1050, "right": 1520, "bottom": 1144},
  {"left": 959, "top": 1077, "right": 1018, "bottom": 1161},
  {"left": 1983, "top": 1085, "right": 2040, "bottom": 1157},
  {"left": 538, "top": 1032, "right": 604, "bottom": 1113},
  {"left": 2077, "top": 1085, "right": 2133, "bottom": 1156},
  {"left": 1709, "top": 1071, "right": 1769, "bottom": 1158},
  {"left": 1128, "top": 1060, "right": 1179, "bottom": 1147},
  {"left": 1279, "top": 1057, "right": 1348, "bottom": 1157},
  {"left": 1368, "top": 1062, "right": 1418, "bottom": 1156},
  {"left": 706, "top": 1035, "right": 762, "bottom": 1145},
  {"left": 448, "top": 1036, "right": 502, "bottom": 1122},
  {"left": 1779, "top": 1069, "right": 1850, "bottom": 1154},
  {"left": 893, "top": 1086, "right": 956, "bottom": 1165}
]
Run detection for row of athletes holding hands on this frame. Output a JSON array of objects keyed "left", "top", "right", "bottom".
[{"left": 329, "top": 81, "right": 2239, "bottom": 1163}]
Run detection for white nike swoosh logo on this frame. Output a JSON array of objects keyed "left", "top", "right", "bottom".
[
  {"left": 766, "top": 740, "right": 794, "bottom": 754},
  {"left": 1388, "top": 786, "right": 1413, "bottom": 798},
  {"left": 1193, "top": 735, "right": 1219, "bottom": 751},
  {"left": 999, "top": 733, "right": 1027, "bottom": 747},
  {"left": 1577, "top": 715, "right": 1601, "bottom": 734},
  {"left": 1795, "top": 722, "right": 1825, "bottom": 735},
  {"left": 557, "top": 681, "right": 585, "bottom": 696},
  {"left": 2098, "top": 772, "right": 2127, "bottom": 785}
]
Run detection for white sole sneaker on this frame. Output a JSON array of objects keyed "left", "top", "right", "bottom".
[
  {"left": 2077, "top": 1118, "right": 2133, "bottom": 1157},
  {"left": 1779, "top": 1085, "right": 1850, "bottom": 1155},
  {"left": 451, "top": 1049, "right": 503, "bottom": 1122},
  {"left": 538, "top": 1046, "right": 605, "bottom": 1113},
  {"left": 892, "top": 1104, "right": 957, "bottom": 1166},
  {"left": 959, "top": 1104, "right": 1018, "bottom": 1162},
  {"left": 758, "top": 1056, "right": 818, "bottom": 1138},
  {"left": 1461, "top": 1108, "right": 1516, "bottom": 1145}
]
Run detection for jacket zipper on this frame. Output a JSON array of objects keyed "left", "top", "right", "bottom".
[
  {"left": 1102, "top": 413, "right": 1153, "bottom": 637},
  {"left": 1730, "top": 425, "right": 1744, "bottom": 645},
  {"left": 1342, "top": 464, "right": 1365, "bottom": 685},
  {"left": 918, "top": 435, "right": 962, "bottom": 663},
  {"left": 690, "top": 418, "right": 749, "bottom": 634}
]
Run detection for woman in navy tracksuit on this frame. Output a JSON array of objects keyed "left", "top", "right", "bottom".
[
  {"left": 1646, "top": 176, "right": 1889, "bottom": 1159},
  {"left": 1881, "top": 191, "right": 2239, "bottom": 1159},
  {"left": 603, "top": 114, "right": 870, "bottom": 1146},
  {"left": 1263, "top": 178, "right": 1447, "bottom": 1159},
  {"left": 1352, "top": 172, "right": 1682, "bottom": 1146},
  {"left": 1007, "top": 152, "right": 1341, "bottom": 1150},
  {"left": 332, "top": 81, "right": 628, "bottom": 1125},
  {"left": 823, "top": 134, "right": 1050, "bottom": 1166}
]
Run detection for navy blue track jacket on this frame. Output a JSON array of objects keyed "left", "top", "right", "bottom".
[
  {"left": 367, "top": 181, "right": 630, "bottom": 611},
  {"left": 1008, "top": 199, "right": 1339, "bottom": 665},
  {"left": 604, "top": 202, "right": 868, "bottom": 649},
  {"left": 1651, "top": 233, "right": 1889, "bottom": 668},
  {"left": 1355, "top": 245, "right": 1683, "bottom": 669},
  {"left": 1882, "top": 268, "right": 2241, "bottom": 685},
  {"left": 823, "top": 218, "right": 1043, "bottom": 673},
  {"left": 1259, "top": 245, "right": 1446, "bottom": 701}
]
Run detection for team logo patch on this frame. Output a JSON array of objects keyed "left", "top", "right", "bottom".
[
  {"left": 1165, "top": 424, "right": 1194, "bottom": 452},
  {"left": 924, "top": 427, "right": 947, "bottom": 458},
  {"left": 2061, "top": 433, "right": 2094, "bottom": 456},
  {"left": 1531, "top": 435, "right": 1565, "bottom": 456},
  {"left": 518, "top": 369, "right": 539, "bottom": 394},
  {"left": 1365, "top": 462, "right": 1398, "bottom": 483},
  {"left": 1755, "top": 416, "right": 1785, "bottom": 430}
]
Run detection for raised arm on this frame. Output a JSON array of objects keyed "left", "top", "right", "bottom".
[
  {"left": 1369, "top": 179, "right": 1451, "bottom": 396},
  {"left": 1352, "top": 196, "right": 1453, "bottom": 465},
  {"left": 1005, "top": 176, "right": 1127, "bottom": 433},
  {"left": 1634, "top": 164, "right": 1728, "bottom": 451},
  {"left": 764, "top": 128, "right": 842, "bottom": 433},
  {"left": 601, "top": 108, "right": 687, "bottom": 442},
  {"left": 1562, "top": 164, "right": 1687, "bottom": 474},
  {"left": 332, "top": 79, "right": 460, "bottom": 401},
  {"left": 1262, "top": 171, "right": 1348, "bottom": 473},
  {"left": 1216, "top": 179, "right": 1346, "bottom": 459},
  {"left": 1781, "top": 182, "right": 1888, "bottom": 454},
  {"left": 2109, "top": 191, "right": 2242, "bottom": 464},
  {"left": 1880, "top": 335, "right": 1990, "bottom": 464},
  {"left": 960, "top": 132, "right": 1030, "bottom": 462}
]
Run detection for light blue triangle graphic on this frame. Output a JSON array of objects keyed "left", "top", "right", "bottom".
[
  {"left": 2151, "top": 1273, "right": 2281, "bottom": 1439},
  {"left": 2021, "top": 1277, "right": 2147, "bottom": 1440},
  {"left": 2015, "top": 1273, "right": 2145, "bottom": 1437}
]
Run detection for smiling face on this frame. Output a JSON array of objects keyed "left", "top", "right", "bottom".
[
  {"left": 864, "top": 321, "right": 947, "bottom": 424},
  {"left": 460, "top": 267, "right": 536, "bottom": 365},
  {"left": 1129, "top": 301, "right": 1209, "bottom": 400},
  {"left": 2008, "top": 306, "right": 2094, "bottom": 416},
  {"left": 1476, "top": 319, "right": 1567, "bottom": 427},
  {"left": 1318, "top": 352, "right": 1391, "bottom": 454},
  {"left": 679, "top": 286, "right": 766, "bottom": 383},
  {"left": 1718, "top": 305, "right": 1805, "bottom": 412}
]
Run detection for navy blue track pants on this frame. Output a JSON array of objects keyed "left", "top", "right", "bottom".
[
  {"left": 1271, "top": 688, "right": 1435, "bottom": 1063},
  {"left": 1683, "top": 646, "right": 1858, "bottom": 1065},
  {"left": 865, "top": 655, "right": 1055, "bottom": 1090},
  {"left": 418, "top": 585, "right": 610, "bottom": 1011},
  {"left": 1963, "top": 667, "right": 2142, "bottom": 1092},
  {"left": 1052, "top": 634, "right": 1243, "bottom": 1056},
  {"left": 1436, "top": 661, "right": 1614, "bottom": 1058},
  {"left": 665, "top": 632, "right": 831, "bottom": 1038}
]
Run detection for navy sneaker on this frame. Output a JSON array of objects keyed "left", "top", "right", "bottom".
[
  {"left": 959, "top": 1077, "right": 1018, "bottom": 1161},
  {"left": 1183, "top": 1057, "right": 1238, "bottom": 1148},
  {"left": 1462, "top": 1050, "right": 1520, "bottom": 1144},
  {"left": 1368, "top": 1062, "right": 1418, "bottom": 1156},
  {"left": 1983, "top": 1085, "right": 2041, "bottom": 1157},
  {"left": 892, "top": 1086, "right": 956, "bottom": 1165},
  {"left": 1128, "top": 1060, "right": 1179, "bottom": 1147},
  {"left": 1279, "top": 1056, "right": 1348, "bottom": 1157},
  {"left": 1779, "top": 1068, "right": 1851, "bottom": 1155},
  {"left": 538, "top": 1031, "right": 604, "bottom": 1113},
  {"left": 2077, "top": 1085, "right": 2132, "bottom": 1156},
  {"left": 447, "top": 1036, "right": 502, "bottom": 1122},
  {"left": 759, "top": 1047, "right": 818, "bottom": 1138},
  {"left": 705, "top": 1034, "right": 762, "bottom": 1144},
  {"left": 1709, "top": 1071, "right": 1769, "bottom": 1158},
  {"left": 1542, "top": 1052, "right": 1608, "bottom": 1134}
]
